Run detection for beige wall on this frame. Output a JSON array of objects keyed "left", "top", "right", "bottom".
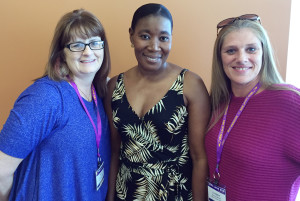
[{"left": 0, "top": 0, "right": 291, "bottom": 127}]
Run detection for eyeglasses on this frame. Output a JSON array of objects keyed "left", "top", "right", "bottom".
[
  {"left": 65, "top": 41, "right": 104, "bottom": 52},
  {"left": 217, "top": 14, "right": 261, "bottom": 35}
]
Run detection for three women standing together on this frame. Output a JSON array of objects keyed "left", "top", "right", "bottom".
[{"left": 0, "top": 3, "right": 299, "bottom": 201}]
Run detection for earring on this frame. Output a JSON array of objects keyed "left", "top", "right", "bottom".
[{"left": 131, "top": 43, "right": 134, "bottom": 48}]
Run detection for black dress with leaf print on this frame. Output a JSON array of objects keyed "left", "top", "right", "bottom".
[{"left": 112, "top": 69, "right": 193, "bottom": 201}]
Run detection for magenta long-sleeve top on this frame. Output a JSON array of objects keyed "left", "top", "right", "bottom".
[{"left": 205, "top": 86, "right": 300, "bottom": 201}]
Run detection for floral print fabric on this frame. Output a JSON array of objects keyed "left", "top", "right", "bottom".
[{"left": 112, "top": 69, "right": 193, "bottom": 201}]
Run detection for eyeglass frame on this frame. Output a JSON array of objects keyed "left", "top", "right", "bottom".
[
  {"left": 216, "top": 14, "right": 261, "bottom": 35},
  {"left": 65, "top": 41, "right": 105, "bottom": 52}
]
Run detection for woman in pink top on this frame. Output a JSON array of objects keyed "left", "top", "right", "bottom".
[{"left": 205, "top": 14, "right": 300, "bottom": 201}]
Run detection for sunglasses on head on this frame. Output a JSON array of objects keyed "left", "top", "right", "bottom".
[{"left": 217, "top": 14, "right": 261, "bottom": 35}]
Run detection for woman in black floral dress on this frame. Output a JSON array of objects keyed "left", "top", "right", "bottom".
[{"left": 105, "top": 3, "right": 211, "bottom": 201}]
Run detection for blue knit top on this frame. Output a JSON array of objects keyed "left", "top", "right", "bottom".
[{"left": 0, "top": 76, "right": 111, "bottom": 201}]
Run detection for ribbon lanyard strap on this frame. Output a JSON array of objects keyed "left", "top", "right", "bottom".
[
  {"left": 214, "top": 83, "right": 260, "bottom": 181},
  {"left": 69, "top": 79, "right": 102, "bottom": 158}
]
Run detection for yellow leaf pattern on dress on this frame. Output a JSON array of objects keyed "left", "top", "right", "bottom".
[
  {"left": 112, "top": 69, "right": 193, "bottom": 201},
  {"left": 112, "top": 108, "right": 120, "bottom": 128},
  {"left": 112, "top": 74, "right": 125, "bottom": 102},
  {"left": 165, "top": 106, "right": 188, "bottom": 135},
  {"left": 149, "top": 98, "right": 166, "bottom": 115}
]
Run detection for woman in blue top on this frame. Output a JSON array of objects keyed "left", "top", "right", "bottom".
[{"left": 0, "top": 9, "right": 111, "bottom": 201}]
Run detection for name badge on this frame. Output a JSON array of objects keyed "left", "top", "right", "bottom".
[
  {"left": 207, "top": 180, "right": 226, "bottom": 201},
  {"left": 95, "top": 161, "right": 104, "bottom": 191}
]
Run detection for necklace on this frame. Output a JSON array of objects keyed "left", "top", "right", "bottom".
[{"left": 78, "top": 87, "right": 92, "bottom": 102}]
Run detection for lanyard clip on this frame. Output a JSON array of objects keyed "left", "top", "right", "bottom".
[
  {"left": 213, "top": 171, "right": 220, "bottom": 185},
  {"left": 97, "top": 148, "right": 102, "bottom": 165}
]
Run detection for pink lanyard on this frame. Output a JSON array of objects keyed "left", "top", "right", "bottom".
[
  {"left": 214, "top": 83, "right": 260, "bottom": 181},
  {"left": 69, "top": 79, "right": 102, "bottom": 159}
]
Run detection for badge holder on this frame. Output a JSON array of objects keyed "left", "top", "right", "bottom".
[
  {"left": 207, "top": 172, "right": 226, "bottom": 201},
  {"left": 95, "top": 150, "right": 104, "bottom": 191}
]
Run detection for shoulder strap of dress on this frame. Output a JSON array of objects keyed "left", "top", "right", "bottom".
[
  {"left": 115, "top": 73, "right": 125, "bottom": 87},
  {"left": 117, "top": 73, "right": 124, "bottom": 81},
  {"left": 177, "top": 69, "right": 188, "bottom": 84},
  {"left": 181, "top": 68, "right": 188, "bottom": 74}
]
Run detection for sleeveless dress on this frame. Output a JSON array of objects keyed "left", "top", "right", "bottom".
[{"left": 111, "top": 69, "right": 193, "bottom": 201}]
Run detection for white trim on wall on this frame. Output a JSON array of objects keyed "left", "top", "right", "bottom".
[{"left": 286, "top": 0, "right": 300, "bottom": 88}]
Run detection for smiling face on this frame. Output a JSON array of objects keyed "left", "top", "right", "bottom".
[
  {"left": 221, "top": 28, "right": 263, "bottom": 93},
  {"left": 64, "top": 36, "right": 104, "bottom": 80},
  {"left": 130, "top": 15, "right": 172, "bottom": 72}
]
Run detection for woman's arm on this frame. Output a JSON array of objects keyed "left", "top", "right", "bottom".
[
  {"left": 184, "top": 71, "right": 211, "bottom": 201},
  {"left": 104, "top": 77, "right": 121, "bottom": 201},
  {"left": 0, "top": 151, "right": 22, "bottom": 201}
]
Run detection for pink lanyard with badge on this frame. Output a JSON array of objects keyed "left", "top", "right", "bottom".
[
  {"left": 69, "top": 78, "right": 104, "bottom": 191},
  {"left": 207, "top": 82, "right": 260, "bottom": 201}
]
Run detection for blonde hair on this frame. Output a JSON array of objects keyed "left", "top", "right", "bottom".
[{"left": 210, "top": 19, "right": 283, "bottom": 113}]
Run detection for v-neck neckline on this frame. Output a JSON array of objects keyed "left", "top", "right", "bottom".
[{"left": 121, "top": 70, "right": 184, "bottom": 120}]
